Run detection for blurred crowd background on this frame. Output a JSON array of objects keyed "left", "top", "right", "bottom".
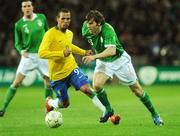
[{"left": 0, "top": 0, "right": 180, "bottom": 67}]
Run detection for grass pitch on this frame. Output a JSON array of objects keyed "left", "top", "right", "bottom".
[{"left": 0, "top": 85, "right": 180, "bottom": 136}]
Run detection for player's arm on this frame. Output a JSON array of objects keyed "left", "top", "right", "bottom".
[
  {"left": 82, "top": 46, "right": 116, "bottom": 64},
  {"left": 63, "top": 30, "right": 90, "bottom": 56},
  {"left": 93, "top": 45, "right": 116, "bottom": 59},
  {"left": 93, "top": 29, "right": 117, "bottom": 59},
  {"left": 38, "top": 32, "right": 64, "bottom": 59},
  {"left": 68, "top": 42, "right": 94, "bottom": 56},
  {"left": 70, "top": 43, "right": 86, "bottom": 55},
  {"left": 83, "top": 28, "right": 117, "bottom": 64},
  {"left": 14, "top": 23, "right": 23, "bottom": 54}
]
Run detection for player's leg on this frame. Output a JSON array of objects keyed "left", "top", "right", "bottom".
[
  {"left": 79, "top": 84, "right": 106, "bottom": 115},
  {"left": 69, "top": 68, "right": 113, "bottom": 123},
  {"left": 93, "top": 72, "right": 115, "bottom": 122},
  {"left": 0, "top": 73, "right": 25, "bottom": 117},
  {"left": 0, "top": 55, "right": 34, "bottom": 117},
  {"left": 79, "top": 84, "right": 120, "bottom": 124},
  {"left": 114, "top": 51, "right": 163, "bottom": 126},
  {"left": 129, "top": 81, "right": 164, "bottom": 126},
  {"left": 129, "top": 81, "right": 158, "bottom": 115},
  {"left": 38, "top": 58, "right": 53, "bottom": 98},
  {"left": 93, "top": 60, "right": 115, "bottom": 122},
  {"left": 69, "top": 68, "right": 105, "bottom": 112},
  {"left": 45, "top": 80, "right": 70, "bottom": 114}
]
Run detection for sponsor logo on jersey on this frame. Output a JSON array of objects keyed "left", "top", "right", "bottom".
[{"left": 23, "top": 24, "right": 29, "bottom": 34}]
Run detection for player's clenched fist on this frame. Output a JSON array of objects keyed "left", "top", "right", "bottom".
[{"left": 63, "top": 46, "right": 72, "bottom": 57}]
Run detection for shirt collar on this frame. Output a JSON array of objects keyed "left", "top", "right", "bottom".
[{"left": 23, "top": 13, "right": 37, "bottom": 21}]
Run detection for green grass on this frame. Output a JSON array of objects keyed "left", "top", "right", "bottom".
[{"left": 0, "top": 85, "right": 180, "bottom": 136}]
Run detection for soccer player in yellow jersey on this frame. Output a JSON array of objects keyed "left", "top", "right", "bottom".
[{"left": 38, "top": 8, "right": 108, "bottom": 123}]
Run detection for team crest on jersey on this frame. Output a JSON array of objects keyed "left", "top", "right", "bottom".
[
  {"left": 88, "top": 39, "right": 93, "bottom": 46},
  {"left": 37, "top": 20, "right": 43, "bottom": 27},
  {"left": 23, "top": 24, "right": 30, "bottom": 34}
]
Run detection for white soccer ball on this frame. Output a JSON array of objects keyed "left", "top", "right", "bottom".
[{"left": 45, "top": 110, "right": 63, "bottom": 128}]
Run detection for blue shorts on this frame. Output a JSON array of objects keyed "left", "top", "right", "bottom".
[{"left": 50, "top": 68, "right": 89, "bottom": 102}]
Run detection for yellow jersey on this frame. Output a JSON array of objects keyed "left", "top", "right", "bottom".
[{"left": 38, "top": 26, "right": 86, "bottom": 80}]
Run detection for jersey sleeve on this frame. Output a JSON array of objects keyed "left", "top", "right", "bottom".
[
  {"left": 70, "top": 44, "right": 86, "bottom": 55},
  {"left": 38, "top": 31, "right": 64, "bottom": 59},
  {"left": 65, "top": 30, "right": 86, "bottom": 56},
  {"left": 14, "top": 23, "right": 23, "bottom": 54},
  {"left": 62, "top": 37, "right": 86, "bottom": 56}
]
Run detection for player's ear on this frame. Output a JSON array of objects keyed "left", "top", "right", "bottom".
[{"left": 97, "top": 22, "right": 101, "bottom": 26}]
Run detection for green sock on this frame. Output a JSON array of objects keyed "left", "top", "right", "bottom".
[
  {"left": 140, "top": 92, "right": 159, "bottom": 117},
  {"left": 97, "top": 89, "right": 112, "bottom": 112},
  {"left": 45, "top": 87, "right": 53, "bottom": 98},
  {"left": 0, "top": 86, "right": 17, "bottom": 112}
]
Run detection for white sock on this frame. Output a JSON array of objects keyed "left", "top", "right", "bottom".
[
  {"left": 48, "top": 98, "right": 59, "bottom": 108},
  {"left": 92, "top": 96, "right": 106, "bottom": 116}
]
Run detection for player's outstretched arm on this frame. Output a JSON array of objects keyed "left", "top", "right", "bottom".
[{"left": 69, "top": 43, "right": 86, "bottom": 56}]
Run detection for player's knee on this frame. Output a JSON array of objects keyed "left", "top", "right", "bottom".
[
  {"left": 93, "top": 84, "right": 102, "bottom": 92},
  {"left": 80, "top": 85, "right": 89, "bottom": 91},
  {"left": 12, "top": 82, "right": 21, "bottom": 88},
  {"left": 80, "top": 85, "right": 92, "bottom": 96},
  {"left": 130, "top": 85, "right": 143, "bottom": 97}
]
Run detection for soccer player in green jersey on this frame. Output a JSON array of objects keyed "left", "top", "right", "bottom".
[
  {"left": 82, "top": 10, "right": 164, "bottom": 126},
  {"left": 0, "top": 0, "right": 53, "bottom": 117}
]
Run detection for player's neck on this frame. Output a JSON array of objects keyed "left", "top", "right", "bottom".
[
  {"left": 56, "top": 25, "right": 67, "bottom": 33},
  {"left": 24, "top": 14, "right": 33, "bottom": 20},
  {"left": 24, "top": 14, "right": 34, "bottom": 21}
]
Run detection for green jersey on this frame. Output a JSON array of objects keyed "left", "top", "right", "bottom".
[
  {"left": 15, "top": 13, "right": 49, "bottom": 54},
  {"left": 82, "top": 21, "right": 124, "bottom": 62}
]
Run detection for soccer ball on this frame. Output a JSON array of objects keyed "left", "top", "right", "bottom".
[{"left": 45, "top": 110, "right": 63, "bottom": 128}]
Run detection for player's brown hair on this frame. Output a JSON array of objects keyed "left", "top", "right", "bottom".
[{"left": 86, "top": 10, "right": 105, "bottom": 25}]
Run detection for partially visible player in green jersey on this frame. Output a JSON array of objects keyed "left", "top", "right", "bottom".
[
  {"left": 0, "top": 0, "right": 53, "bottom": 117},
  {"left": 82, "top": 10, "right": 164, "bottom": 126}
]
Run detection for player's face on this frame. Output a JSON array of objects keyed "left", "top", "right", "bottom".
[
  {"left": 21, "top": 1, "right": 33, "bottom": 18},
  {"left": 57, "top": 12, "right": 71, "bottom": 32},
  {"left": 87, "top": 19, "right": 100, "bottom": 35}
]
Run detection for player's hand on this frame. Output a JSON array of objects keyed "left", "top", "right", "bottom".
[
  {"left": 82, "top": 55, "right": 95, "bottom": 64},
  {"left": 21, "top": 49, "right": 28, "bottom": 58},
  {"left": 85, "top": 50, "right": 93, "bottom": 56},
  {"left": 63, "top": 46, "right": 72, "bottom": 57}
]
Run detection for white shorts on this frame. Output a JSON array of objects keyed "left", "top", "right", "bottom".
[
  {"left": 94, "top": 51, "right": 137, "bottom": 85},
  {"left": 16, "top": 53, "right": 48, "bottom": 77}
]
